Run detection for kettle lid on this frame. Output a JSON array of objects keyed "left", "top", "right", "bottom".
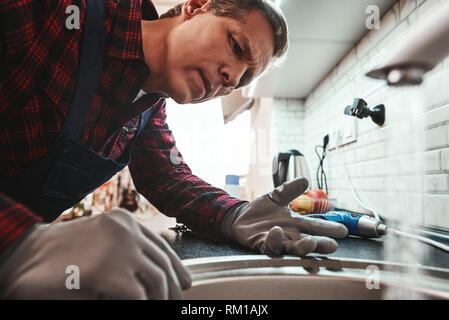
[{"left": 286, "top": 149, "right": 304, "bottom": 157}]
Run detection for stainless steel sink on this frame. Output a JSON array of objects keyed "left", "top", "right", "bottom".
[{"left": 182, "top": 255, "right": 449, "bottom": 300}]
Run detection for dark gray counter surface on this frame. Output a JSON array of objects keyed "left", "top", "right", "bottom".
[
  {"left": 169, "top": 232, "right": 449, "bottom": 268},
  {"left": 141, "top": 215, "right": 449, "bottom": 269},
  {"left": 165, "top": 229, "right": 449, "bottom": 269}
]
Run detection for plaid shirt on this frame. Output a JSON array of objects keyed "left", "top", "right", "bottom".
[{"left": 0, "top": 0, "right": 245, "bottom": 254}]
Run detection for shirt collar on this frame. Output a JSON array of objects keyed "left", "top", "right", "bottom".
[{"left": 106, "top": 0, "right": 159, "bottom": 61}]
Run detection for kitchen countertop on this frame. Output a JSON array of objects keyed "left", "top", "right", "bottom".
[
  {"left": 139, "top": 214, "right": 449, "bottom": 270},
  {"left": 168, "top": 231, "right": 449, "bottom": 269}
]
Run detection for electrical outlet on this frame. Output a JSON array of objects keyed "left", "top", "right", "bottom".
[
  {"left": 328, "top": 115, "right": 357, "bottom": 150},
  {"left": 340, "top": 116, "right": 358, "bottom": 145},
  {"left": 327, "top": 131, "right": 334, "bottom": 150},
  {"left": 328, "top": 128, "right": 340, "bottom": 150}
]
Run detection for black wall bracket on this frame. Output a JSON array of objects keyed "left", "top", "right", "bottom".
[{"left": 344, "top": 98, "right": 385, "bottom": 126}]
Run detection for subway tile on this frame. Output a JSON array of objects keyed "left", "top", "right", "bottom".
[
  {"left": 425, "top": 194, "right": 449, "bottom": 230},
  {"left": 288, "top": 99, "right": 304, "bottom": 110},
  {"left": 364, "top": 190, "right": 425, "bottom": 223},
  {"left": 358, "top": 191, "right": 403, "bottom": 221},
  {"left": 274, "top": 99, "right": 287, "bottom": 110},
  {"left": 286, "top": 100, "right": 301, "bottom": 111},
  {"left": 421, "top": 68, "right": 449, "bottom": 110},
  {"left": 362, "top": 177, "right": 385, "bottom": 191},
  {"left": 425, "top": 103, "right": 449, "bottom": 128},
  {"left": 336, "top": 47, "right": 358, "bottom": 80},
  {"left": 392, "top": 175, "right": 425, "bottom": 192},
  {"left": 370, "top": 126, "right": 390, "bottom": 144},
  {"left": 441, "top": 148, "right": 449, "bottom": 171},
  {"left": 366, "top": 142, "right": 388, "bottom": 160},
  {"left": 397, "top": 193, "right": 426, "bottom": 225},
  {"left": 425, "top": 173, "right": 449, "bottom": 191},
  {"left": 395, "top": 153, "right": 426, "bottom": 175},
  {"left": 425, "top": 149, "right": 441, "bottom": 172},
  {"left": 425, "top": 125, "right": 448, "bottom": 150},
  {"left": 366, "top": 158, "right": 390, "bottom": 176}
]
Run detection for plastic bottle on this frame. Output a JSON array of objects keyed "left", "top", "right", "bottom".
[{"left": 223, "top": 174, "right": 242, "bottom": 198}]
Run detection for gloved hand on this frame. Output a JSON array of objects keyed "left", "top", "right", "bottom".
[
  {"left": 220, "top": 178, "right": 348, "bottom": 256},
  {"left": 0, "top": 209, "right": 191, "bottom": 299}
]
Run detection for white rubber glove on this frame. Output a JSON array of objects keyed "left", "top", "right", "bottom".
[
  {"left": 0, "top": 209, "right": 191, "bottom": 299},
  {"left": 220, "top": 178, "right": 348, "bottom": 256}
]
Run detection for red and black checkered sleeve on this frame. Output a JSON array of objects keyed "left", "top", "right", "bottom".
[
  {"left": 0, "top": 0, "right": 61, "bottom": 254},
  {"left": 0, "top": 193, "right": 42, "bottom": 253},
  {"left": 129, "top": 101, "right": 247, "bottom": 240}
]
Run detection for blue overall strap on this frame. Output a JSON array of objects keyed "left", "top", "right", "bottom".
[
  {"left": 138, "top": 107, "right": 153, "bottom": 133},
  {"left": 133, "top": 92, "right": 166, "bottom": 136},
  {"left": 59, "top": 0, "right": 105, "bottom": 141}
]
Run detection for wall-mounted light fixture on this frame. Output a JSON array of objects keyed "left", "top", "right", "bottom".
[{"left": 366, "top": 1, "right": 449, "bottom": 86}]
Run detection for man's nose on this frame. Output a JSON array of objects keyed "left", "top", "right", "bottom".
[
  {"left": 221, "top": 71, "right": 238, "bottom": 88},
  {"left": 221, "top": 64, "right": 245, "bottom": 88}
]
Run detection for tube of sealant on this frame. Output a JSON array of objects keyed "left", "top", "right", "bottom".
[{"left": 306, "top": 210, "right": 388, "bottom": 238}]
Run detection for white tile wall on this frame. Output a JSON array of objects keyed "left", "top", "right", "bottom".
[
  {"left": 271, "top": 99, "right": 305, "bottom": 154},
  {"left": 441, "top": 148, "right": 449, "bottom": 171},
  {"left": 273, "top": 0, "right": 449, "bottom": 230},
  {"left": 425, "top": 194, "right": 449, "bottom": 229}
]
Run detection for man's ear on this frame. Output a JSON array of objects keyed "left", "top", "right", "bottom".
[{"left": 182, "top": 0, "right": 211, "bottom": 20}]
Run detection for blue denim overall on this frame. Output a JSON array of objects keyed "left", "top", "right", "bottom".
[{"left": 0, "top": 0, "right": 152, "bottom": 222}]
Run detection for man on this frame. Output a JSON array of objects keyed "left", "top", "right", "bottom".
[{"left": 0, "top": 0, "right": 348, "bottom": 299}]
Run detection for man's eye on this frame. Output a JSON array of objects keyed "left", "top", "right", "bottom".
[
  {"left": 236, "top": 73, "right": 250, "bottom": 89},
  {"left": 231, "top": 37, "right": 243, "bottom": 56}
]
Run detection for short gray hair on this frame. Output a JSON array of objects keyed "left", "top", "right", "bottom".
[{"left": 160, "top": 0, "right": 288, "bottom": 59}]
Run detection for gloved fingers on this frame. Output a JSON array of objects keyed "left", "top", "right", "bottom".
[
  {"left": 268, "top": 177, "right": 309, "bottom": 207},
  {"left": 134, "top": 258, "right": 169, "bottom": 300},
  {"left": 96, "top": 279, "right": 148, "bottom": 300},
  {"left": 285, "top": 236, "right": 318, "bottom": 257},
  {"left": 134, "top": 272, "right": 153, "bottom": 300},
  {"left": 139, "top": 237, "right": 183, "bottom": 300},
  {"left": 138, "top": 224, "right": 191, "bottom": 290},
  {"left": 312, "top": 236, "right": 339, "bottom": 254},
  {"left": 262, "top": 226, "right": 285, "bottom": 256},
  {"left": 92, "top": 270, "right": 149, "bottom": 300},
  {"left": 295, "top": 216, "right": 348, "bottom": 238}
]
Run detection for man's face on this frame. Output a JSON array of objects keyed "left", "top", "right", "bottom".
[{"left": 160, "top": 5, "right": 275, "bottom": 104}]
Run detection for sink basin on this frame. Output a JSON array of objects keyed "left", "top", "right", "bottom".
[{"left": 182, "top": 255, "right": 449, "bottom": 300}]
